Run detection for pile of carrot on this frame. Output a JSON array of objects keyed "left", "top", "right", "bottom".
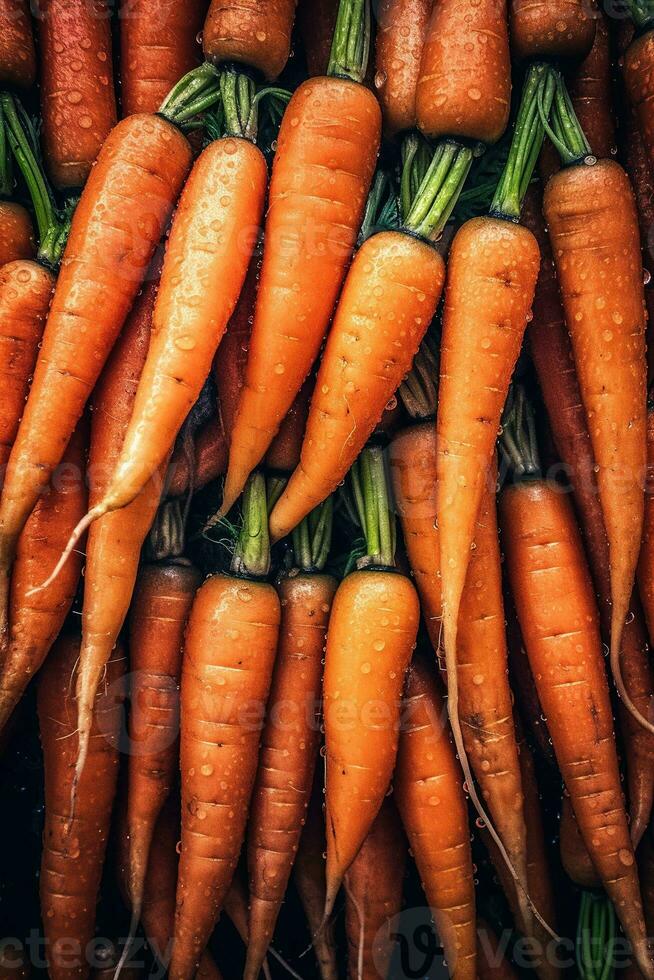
[{"left": 5, "top": 1, "right": 654, "bottom": 978}]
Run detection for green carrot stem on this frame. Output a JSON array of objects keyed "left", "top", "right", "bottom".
[
  {"left": 402, "top": 139, "right": 474, "bottom": 241},
  {"left": 231, "top": 471, "right": 271, "bottom": 578},
  {"left": 499, "top": 385, "right": 541, "bottom": 481},
  {"left": 359, "top": 170, "right": 398, "bottom": 243},
  {"left": 0, "top": 100, "right": 12, "bottom": 198},
  {"left": 399, "top": 133, "right": 432, "bottom": 224},
  {"left": 625, "top": 0, "right": 654, "bottom": 30},
  {"left": 291, "top": 497, "right": 334, "bottom": 572},
  {"left": 159, "top": 63, "right": 222, "bottom": 127},
  {"left": 0, "top": 93, "right": 67, "bottom": 267},
  {"left": 219, "top": 69, "right": 291, "bottom": 142},
  {"left": 266, "top": 475, "right": 287, "bottom": 513},
  {"left": 146, "top": 499, "right": 186, "bottom": 562},
  {"left": 398, "top": 333, "right": 439, "bottom": 420},
  {"left": 350, "top": 445, "right": 396, "bottom": 568},
  {"left": 539, "top": 69, "right": 592, "bottom": 167},
  {"left": 327, "top": 0, "right": 371, "bottom": 84},
  {"left": 491, "top": 63, "right": 556, "bottom": 221}
]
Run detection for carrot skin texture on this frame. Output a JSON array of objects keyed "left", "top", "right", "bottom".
[
  {"left": 126, "top": 561, "right": 201, "bottom": 923},
  {"left": 560, "top": 794, "right": 600, "bottom": 889},
  {"left": 245, "top": 572, "right": 336, "bottom": 980},
  {"left": 543, "top": 160, "right": 647, "bottom": 688},
  {"left": 269, "top": 230, "right": 444, "bottom": 541},
  {"left": 395, "top": 661, "right": 476, "bottom": 980},
  {"left": 104, "top": 138, "right": 266, "bottom": 513},
  {"left": 213, "top": 257, "right": 258, "bottom": 447},
  {"left": 171, "top": 574, "right": 280, "bottom": 980},
  {"left": 416, "top": 0, "right": 511, "bottom": 144},
  {"left": 0, "top": 0, "right": 36, "bottom": 87},
  {"left": 0, "top": 424, "right": 87, "bottom": 732},
  {"left": 323, "top": 569, "right": 419, "bottom": 911},
  {"left": 202, "top": 0, "right": 296, "bottom": 80},
  {"left": 222, "top": 77, "right": 381, "bottom": 513},
  {"left": 375, "top": 0, "right": 433, "bottom": 137},
  {"left": 294, "top": 785, "right": 339, "bottom": 980},
  {"left": 344, "top": 799, "right": 405, "bottom": 980},
  {"left": 0, "top": 204, "right": 35, "bottom": 267},
  {"left": 0, "top": 114, "right": 192, "bottom": 615},
  {"left": 38, "top": 635, "right": 125, "bottom": 980},
  {"left": 436, "top": 217, "right": 540, "bottom": 698},
  {"left": 0, "top": 261, "right": 54, "bottom": 476},
  {"left": 625, "top": 31, "right": 654, "bottom": 175},
  {"left": 38, "top": 0, "right": 117, "bottom": 190},
  {"left": 500, "top": 481, "right": 652, "bottom": 977},
  {"left": 509, "top": 0, "right": 595, "bottom": 61},
  {"left": 119, "top": 0, "right": 206, "bottom": 116}
]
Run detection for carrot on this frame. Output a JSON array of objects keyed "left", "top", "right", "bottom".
[
  {"left": 0, "top": 93, "right": 197, "bottom": 641},
  {"left": 509, "top": 0, "right": 596, "bottom": 61},
  {"left": 293, "top": 781, "right": 339, "bottom": 980},
  {"left": 560, "top": 794, "right": 601, "bottom": 890},
  {"left": 170, "top": 472, "right": 280, "bottom": 980},
  {"left": 268, "top": 148, "right": 468, "bottom": 542},
  {"left": 395, "top": 658, "right": 476, "bottom": 979},
  {"left": 344, "top": 799, "right": 405, "bottom": 980},
  {"left": 123, "top": 554, "right": 201, "bottom": 964},
  {"left": 624, "top": 4, "right": 654, "bottom": 174},
  {"left": 38, "top": 633, "right": 125, "bottom": 980},
  {"left": 0, "top": 260, "right": 54, "bottom": 477},
  {"left": 37, "top": 0, "right": 117, "bottom": 190},
  {"left": 639, "top": 400, "right": 654, "bottom": 643},
  {"left": 323, "top": 446, "right": 420, "bottom": 915},
  {"left": 416, "top": 0, "right": 511, "bottom": 144},
  {"left": 297, "top": 0, "right": 338, "bottom": 76},
  {"left": 374, "top": 0, "right": 433, "bottom": 137},
  {"left": 264, "top": 374, "right": 313, "bottom": 477},
  {"left": 0, "top": 203, "right": 34, "bottom": 266},
  {"left": 524, "top": 186, "right": 654, "bottom": 846},
  {"left": 568, "top": 10, "right": 615, "bottom": 162},
  {"left": 166, "top": 415, "right": 227, "bottom": 499},
  {"left": 202, "top": 0, "right": 296, "bottom": 80},
  {"left": 220, "top": 0, "right": 381, "bottom": 515},
  {"left": 542, "top": 76, "right": 649, "bottom": 735},
  {"left": 245, "top": 499, "right": 336, "bottom": 980},
  {"left": 212, "top": 257, "right": 258, "bottom": 447},
  {"left": 119, "top": 0, "right": 207, "bottom": 116},
  {"left": 0, "top": 421, "right": 87, "bottom": 732},
  {"left": 499, "top": 387, "right": 653, "bottom": 979},
  {"left": 0, "top": 0, "right": 36, "bottom": 87}
]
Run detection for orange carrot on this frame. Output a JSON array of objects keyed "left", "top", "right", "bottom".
[
  {"left": 212, "top": 257, "right": 258, "bottom": 447},
  {"left": 509, "top": 0, "right": 596, "bottom": 61},
  {"left": 0, "top": 260, "right": 54, "bottom": 477},
  {"left": 416, "top": 0, "right": 511, "bottom": 144},
  {"left": 374, "top": 0, "right": 433, "bottom": 137},
  {"left": 202, "top": 0, "right": 297, "bottom": 80},
  {"left": 0, "top": 0, "right": 36, "bottom": 87},
  {"left": 220, "top": 2, "right": 381, "bottom": 514},
  {"left": 170, "top": 473, "right": 280, "bottom": 980},
  {"left": 344, "top": 799, "right": 405, "bottom": 980},
  {"left": 543, "top": 82, "right": 649, "bottom": 733},
  {"left": 38, "top": 634, "right": 125, "bottom": 980},
  {"left": 0, "top": 106, "right": 194, "bottom": 641},
  {"left": 323, "top": 446, "right": 420, "bottom": 915},
  {"left": 119, "top": 0, "right": 207, "bottom": 116},
  {"left": 37, "top": 0, "right": 117, "bottom": 190},
  {"left": 166, "top": 415, "right": 227, "bottom": 499},
  {"left": 0, "top": 421, "right": 87, "bottom": 732},
  {"left": 499, "top": 388, "right": 653, "bottom": 979},
  {"left": 245, "top": 503, "right": 335, "bottom": 980},
  {"left": 395, "top": 658, "right": 476, "bottom": 979},
  {"left": 0, "top": 203, "right": 34, "bottom": 267},
  {"left": 624, "top": 6, "right": 654, "bottom": 175},
  {"left": 560, "top": 794, "right": 600, "bottom": 890},
  {"left": 264, "top": 374, "right": 313, "bottom": 477},
  {"left": 568, "top": 10, "right": 615, "bottom": 161}
]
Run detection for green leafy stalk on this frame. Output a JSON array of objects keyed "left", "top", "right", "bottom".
[
  {"left": 358, "top": 170, "right": 399, "bottom": 243},
  {"left": 291, "top": 497, "right": 334, "bottom": 572},
  {"left": 219, "top": 69, "right": 291, "bottom": 143},
  {"left": 499, "top": 385, "right": 541, "bottom": 482},
  {"left": 402, "top": 139, "right": 475, "bottom": 241},
  {"left": 327, "top": 0, "right": 371, "bottom": 83},
  {"left": 159, "top": 63, "right": 222, "bottom": 128},
  {"left": 625, "top": 0, "right": 654, "bottom": 30},
  {"left": 0, "top": 99, "right": 12, "bottom": 198},
  {"left": 400, "top": 133, "right": 432, "bottom": 223},
  {"left": 539, "top": 69, "right": 593, "bottom": 168},
  {"left": 576, "top": 891, "right": 616, "bottom": 980},
  {"left": 491, "top": 63, "right": 556, "bottom": 221},
  {"left": 0, "top": 93, "right": 68, "bottom": 266},
  {"left": 350, "top": 445, "right": 396, "bottom": 568},
  {"left": 231, "top": 471, "right": 271, "bottom": 578},
  {"left": 398, "top": 332, "right": 439, "bottom": 420}
]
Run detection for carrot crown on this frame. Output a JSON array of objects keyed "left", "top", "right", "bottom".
[
  {"left": 0, "top": 93, "right": 71, "bottom": 267},
  {"left": 327, "top": 0, "right": 371, "bottom": 84},
  {"left": 350, "top": 445, "right": 396, "bottom": 569},
  {"left": 490, "top": 63, "right": 556, "bottom": 221},
  {"left": 625, "top": 0, "right": 654, "bottom": 30},
  {"left": 538, "top": 70, "right": 593, "bottom": 168},
  {"left": 231, "top": 471, "right": 271, "bottom": 579},
  {"left": 499, "top": 385, "right": 541, "bottom": 482},
  {"left": 145, "top": 499, "right": 186, "bottom": 563},
  {"left": 358, "top": 170, "right": 399, "bottom": 243},
  {"left": 159, "top": 62, "right": 222, "bottom": 129},
  {"left": 219, "top": 69, "right": 290, "bottom": 143},
  {"left": 401, "top": 137, "right": 475, "bottom": 241},
  {"left": 398, "top": 332, "right": 439, "bottom": 421},
  {"left": 291, "top": 498, "right": 334, "bottom": 573},
  {"left": 576, "top": 891, "right": 617, "bottom": 980}
]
